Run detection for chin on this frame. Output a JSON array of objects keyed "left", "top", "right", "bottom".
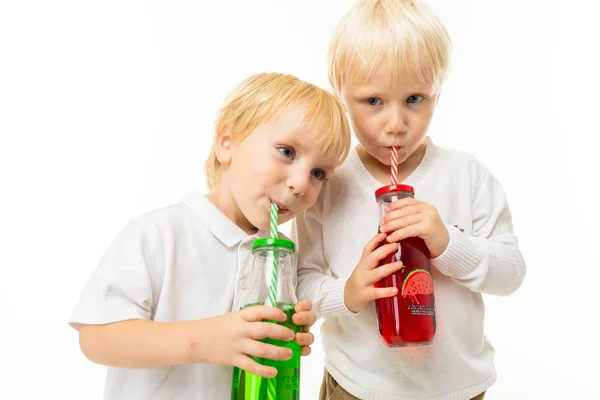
[
  {"left": 376, "top": 153, "right": 393, "bottom": 166},
  {"left": 252, "top": 222, "right": 270, "bottom": 233},
  {"left": 278, "top": 214, "right": 292, "bottom": 226},
  {"left": 252, "top": 216, "right": 273, "bottom": 233}
]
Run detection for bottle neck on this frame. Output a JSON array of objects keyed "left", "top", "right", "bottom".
[
  {"left": 376, "top": 191, "right": 414, "bottom": 220},
  {"left": 252, "top": 248, "right": 296, "bottom": 306}
]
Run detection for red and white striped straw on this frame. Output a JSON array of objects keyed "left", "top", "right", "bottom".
[{"left": 390, "top": 146, "right": 399, "bottom": 185}]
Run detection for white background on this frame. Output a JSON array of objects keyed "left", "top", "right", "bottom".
[{"left": 1, "top": 0, "right": 599, "bottom": 398}]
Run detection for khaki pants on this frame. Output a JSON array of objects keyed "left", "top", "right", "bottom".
[{"left": 319, "top": 369, "right": 486, "bottom": 400}]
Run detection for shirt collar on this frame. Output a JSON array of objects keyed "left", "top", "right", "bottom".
[{"left": 180, "top": 192, "right": 259, "bottom": 248}]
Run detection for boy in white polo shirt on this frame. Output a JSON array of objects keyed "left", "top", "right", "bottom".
[{"left": 69, "top": 72, "right": 351, "bottom": 399}]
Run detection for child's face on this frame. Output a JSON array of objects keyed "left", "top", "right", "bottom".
[
  {"left": 341, "top": 61, "right": 439, "bottom": 169},
  {"left": 218, "top": 105, "right": 338, "bottom": 234}
]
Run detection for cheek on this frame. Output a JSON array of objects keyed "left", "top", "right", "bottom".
[
  {"left": 350, "top": 116, "right": 368, "bottom": 136},
  {"left": 231, "top": 149, "right": 254, "bottom": 172},
  {"left": 351, "top": 110, "right": 378, "bottom": 136},
  {"left": 246, "top": 151, "right": 277, "bottom": 178},
  {"left": 302, "top": 185, "right": 322, "bottom": 209},
  {"left": 347, "top": 105, "right": 365, "bottom": 126},
  {"left": 415, "top": 107, "right": 435, "bottom": 127},
  {"left": 411, "top": 116, "right": 432, "bottom": 137},
  {"left": 353, "top": 121, "right": 380, "bottom": 147}
]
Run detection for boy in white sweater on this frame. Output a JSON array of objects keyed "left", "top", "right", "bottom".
[{"left": 292, "top": 1, "right": 527, "bottom": 399}]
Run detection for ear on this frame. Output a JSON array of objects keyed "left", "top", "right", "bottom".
[{"left": 215, "top": 128, "right": 234, "bottom": 165}]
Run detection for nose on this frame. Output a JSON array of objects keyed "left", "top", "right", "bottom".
[
  {"left": 385, "top": 105, "right": 407, "bottom": 135},
  {"left": 286, "top": 168, "right": 310, "bottom": 196}
]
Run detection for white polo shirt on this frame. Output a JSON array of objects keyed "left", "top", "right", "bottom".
[{"left": 69, "top": 192, "right": 296, "bottom": 399}]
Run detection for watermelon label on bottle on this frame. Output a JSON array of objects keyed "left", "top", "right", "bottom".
[{"left": 401, "top": 268, "right": 435, "bottom": 316}]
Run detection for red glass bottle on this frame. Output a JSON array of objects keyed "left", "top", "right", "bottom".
[{"left": 374, "top": 185, "right": 436, "bottom": 346}]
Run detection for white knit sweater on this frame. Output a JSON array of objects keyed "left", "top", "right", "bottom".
[{"left": 292, "top": 138, "right": 526, "bottom": 400}]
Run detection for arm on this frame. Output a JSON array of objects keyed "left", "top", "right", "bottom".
[
  {"left": 292, "top": 200, "right": 350, "bottom": 319},
  {"left": 431, "top": 172, "right": 526, "bottom": 295},
  {"left": 79, "top": 319, "right": 207, "bottom": 368},
  {"left": 382, "top": 171, "right": 526, "bottom": 296},
  {"left": 70, "top": 218, "right": 295, "bottom": 377},
  {"left": 293, "top": 198, "right": 399, "bottom": 317},
  {"left": 79, "top": 306, "right": 295, "bottom": 377}
]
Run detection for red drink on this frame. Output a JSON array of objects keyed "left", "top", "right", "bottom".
[{"left": 374, "top": 185, "right": 436, "bottom": 347}]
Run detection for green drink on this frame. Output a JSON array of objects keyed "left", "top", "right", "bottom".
[
  {"left": 231, "top": 237, "right": 301, "bottom": 400},
  {"left": 231, "top": 302, "right": 301, "bottom": 400}
]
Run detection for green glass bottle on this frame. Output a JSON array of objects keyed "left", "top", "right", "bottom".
[{"left": 231, "top": 238, "right": 301, "bottom": 400}]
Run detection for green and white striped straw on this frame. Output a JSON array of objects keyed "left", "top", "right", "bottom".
[
  {"left": 267, "top": 202, "right": 279, "bottom": 400},
  {"left": 269, "top": 202, "right": 278, "bottom": 240},
  {"left": 267, "top": 202, "right": 279, "bottom": 308}
]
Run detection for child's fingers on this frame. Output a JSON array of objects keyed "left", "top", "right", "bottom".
[
  {"left": 369, "top": 286, "right": 398, "bottom": 301},
  {"left": 294, "top": 332, "right": 314, "bottom": 347},
  {"left": 246, "top": 322, "right": 295, "bottom": 342},
  {"left": 300, "top": 345, "right": 312, "bottom": 357},
  {"left": 380, "top": 214, "right": 423, "bottom": 234},
  {"left": 294, "top": 299, "right": 312, "bottom": 313},
  {"left": 367, "top": 242, "right": 398, "bottom": 267},
  {"left": 292, "top": 310, "right": 316, "bottom": 327},
  {"left": 361, "top": 233, "right": 388, "bottom": 258},
  {"left": 366, "top": 260, "right": 403, "bottom": 285},
  {"left": 385, "top": 197, "right": 419, "bottom": 212},
  {"left": 234, "top": 354, "right": 277, "bottom": 378},
  {"left": 386, "top": 225, "right": 420, "bottom": 243},
  {"left": 380, "top": 204, "right": 422, "bottom": 225},
  {"left": 243, "top": 338, "right": 293, "bottom": 361},
  {"left": 240, "top": 305, "right": 286, "bottom": 323}
]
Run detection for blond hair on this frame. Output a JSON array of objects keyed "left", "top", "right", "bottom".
[
  {"left": 204, "top": 72, "right": 351, "bottom": 189},
  {"left": 328, "top": 0, "right": 452, "bottom": 95}
]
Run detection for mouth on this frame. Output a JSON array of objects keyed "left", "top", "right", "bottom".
[{"left": 271, "top": 200, "right": 290, "bottom": 214}]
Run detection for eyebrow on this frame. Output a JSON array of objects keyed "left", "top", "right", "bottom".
[
  {"left": 347, "top": 85, "right": 387, "bottom": 96},
  {"left": 282, "top": 130, "right": 338, "bottom": 170},
  {"left": 350, "top": 81, "right": 434, "bottom": 94},
  {"left": 282, "top": 133, "right": 304, "bottom": 152}
]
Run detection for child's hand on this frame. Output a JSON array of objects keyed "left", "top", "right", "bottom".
[
  {"left": 344, "top": 233, "right": 402, "bottom": 313},
  {"left": 200, "top": 306, "right": 295, "bottom": 378},
  {"left": 291, "top": 299, "right": 316, "bottom": 356},
  {"left": 379, "top": 197, "right": 449, "bottom": 258}
]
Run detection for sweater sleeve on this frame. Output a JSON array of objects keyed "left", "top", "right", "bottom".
[
  {"left": 431, "top": 170, "right": 526, "bottom": 296},
  {"left": 291, "top": 195, "right": 354, "bottom": 319}
]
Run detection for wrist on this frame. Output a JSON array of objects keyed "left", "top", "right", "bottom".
[
  {"left": 429, "top": 226, "right": 450, "bottom": 258},
  {"left": 343, "top": 282, "right": 359, "bottom": 314}
]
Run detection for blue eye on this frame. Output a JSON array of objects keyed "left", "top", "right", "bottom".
[
  {"left": 278, "top": 146, "right": 295, "bottom": 159},
  {"left": 407, "top": 95, "right": 424, "bottom": 104},
  {"left": 366, "top": 97, "right": 382, "bottom": 106},
  {"left": 311, "top": 169, "right": 327, "bottom": 181}
]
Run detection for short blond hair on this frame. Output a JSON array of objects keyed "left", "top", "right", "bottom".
[
  {"left": 328, "top": 0, "right": 452, "bottom": 95},
  {"left": 204, "top": 72, "right": 351, "bottom": 189}
]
